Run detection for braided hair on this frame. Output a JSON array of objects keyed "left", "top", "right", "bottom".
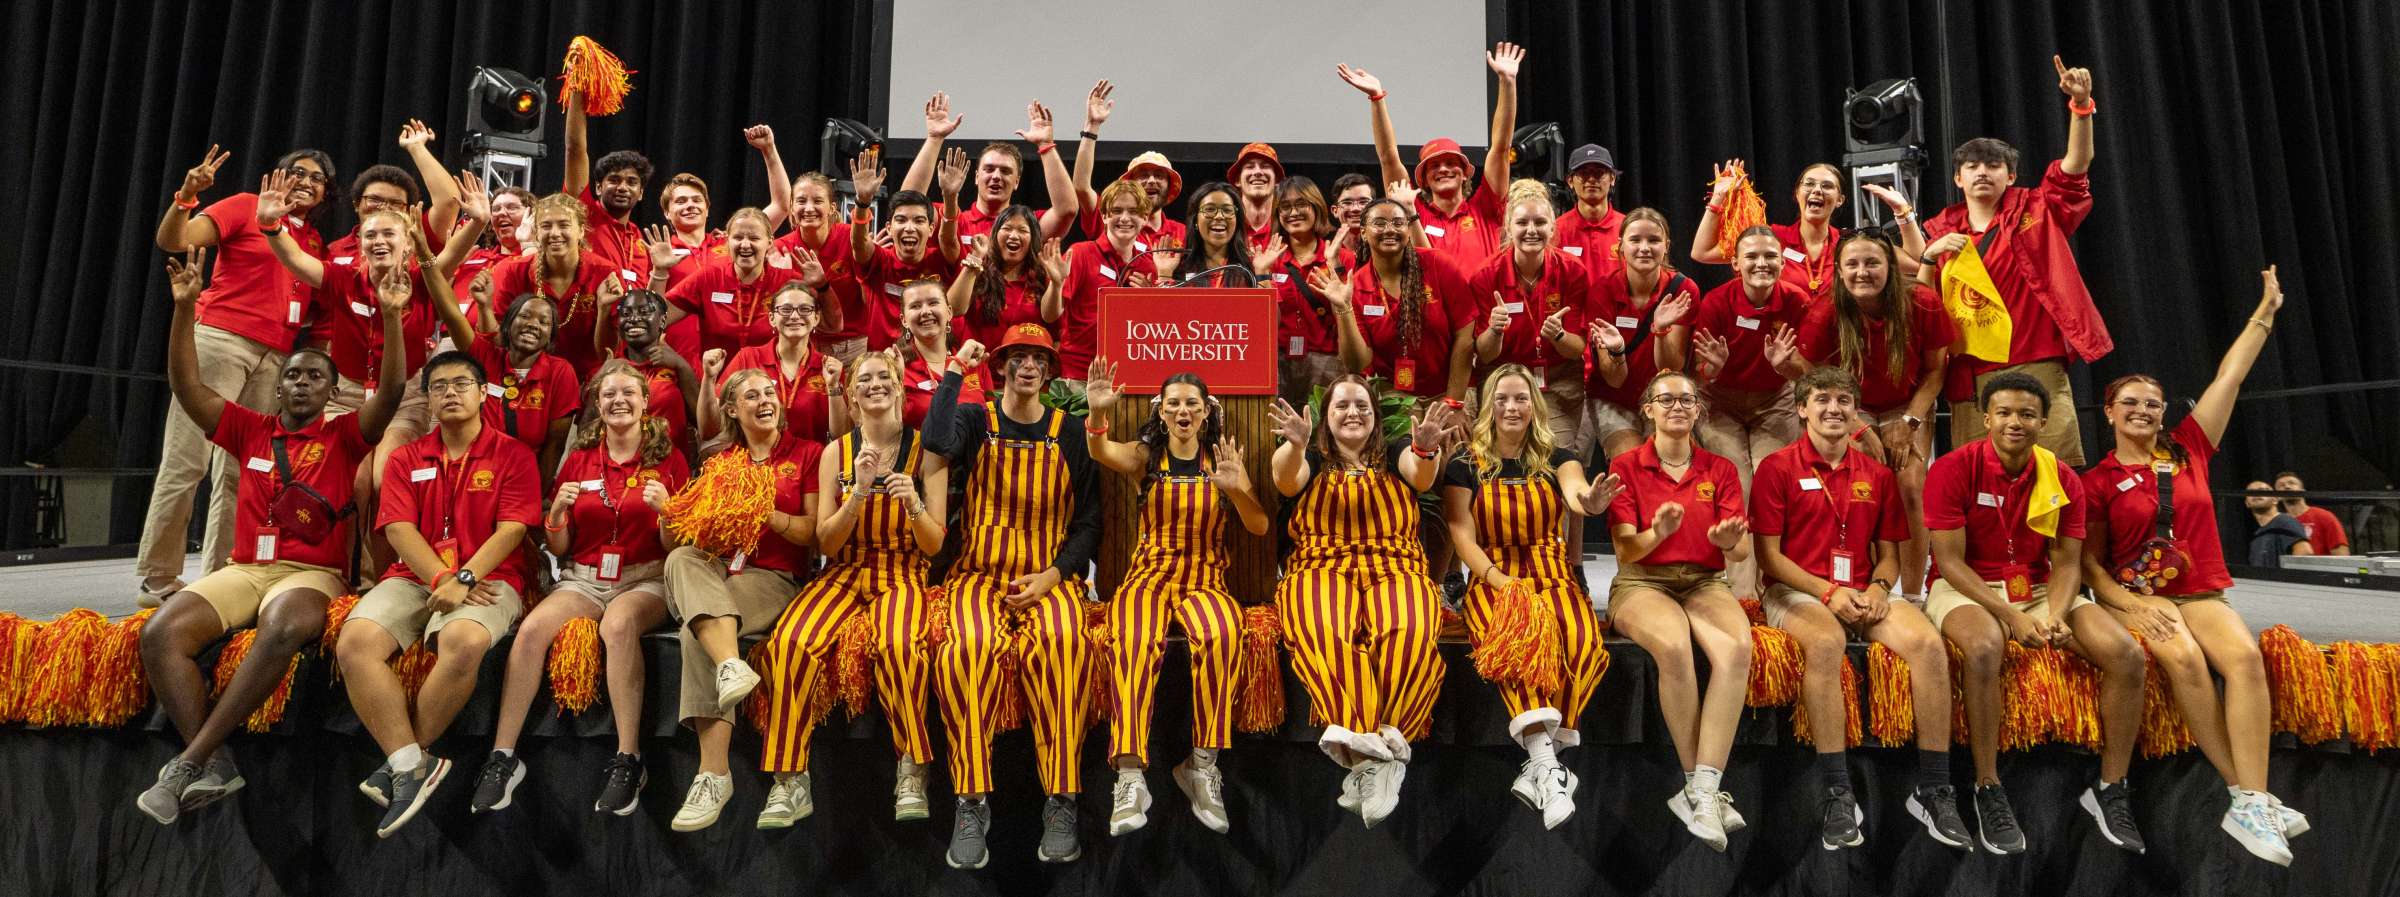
[{"left": 1361, "top": 197, "right": 1428, "bottom": 353}]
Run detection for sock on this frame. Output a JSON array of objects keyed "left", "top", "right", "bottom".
[
  {"left": 898, "top": 757, "right": 920, "bottom": 775},
  {"left": 1690, "top": 765, "right": 1722, "bottom": 795},
  {"left": 389, "top": 744, "right": 424, "bottom": 774},
  {"left": 1814, "top": 751, "right": 1851, "bottom": 792},
  {"left": 494, "top": 748, "right": 514, "bottom": 759},
  {"left": 1117, "top": 766, "right": 1143, "bottom": 782},
  {"left": 1917, "top": 749, "right": 1951, "bottom": 791},
  {"left": 1189, "top": 748, "right": 1217, "bottom": 769},
  {"left": 1524, "top": 729, "right": 1557, "bottom": 765},
  {"left": 960, "top": 795, "right": 985, "bottom": 806}
]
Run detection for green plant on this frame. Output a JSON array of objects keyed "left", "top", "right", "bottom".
[
  {"left": 1041, "top": 379, "right": 1090, "bottom": 416},
  {"left": 1303, "top": 377, "right": 1419, "bottom": 444}
]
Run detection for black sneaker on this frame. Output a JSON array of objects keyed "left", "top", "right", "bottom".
[
  {"left": 1441, "top": 571, "right": 1468, "bottom": 606},
  {"left": 1907, "top": 784, "right": 1972, "bottom": 849},
  {"left": 377, "top": 757, "right": 452, "bottom": 838},
  {"left": 947, "top": 798, "right": 992, "bottom": 869},
  {"left": 1819, "top": 785, "right": 1864, "bottom": 850},
  {"left": 1973, "top": 783, "right": 2027, "bottom": 855},
  {"left": 2081, "top": 780, "right": 2147, "bottom": 854},
  {"left": 593, "top": 753, "right": 645, "bottom": 816},
  {"left": 470, "top": 752, "right": 525, "bottom": 814},
  {"left": 1038, "top": 795, "right": 1082, "bottom": 863}
]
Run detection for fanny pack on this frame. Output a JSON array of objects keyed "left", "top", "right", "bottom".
[
  {"left": 270, "top": 435, "right": 353, "bottom": 543},
  {"left": 2114, "top": 446, "right": 2190, "bottom": 594}
]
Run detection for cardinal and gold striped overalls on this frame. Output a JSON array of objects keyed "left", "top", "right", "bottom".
[
  {"left": 1275, "top": 457, "right": 1445, "bottom": 740},
  {"left": 1108, "top": 451, "right": 1242, "bottom": 765},
  {"left": 1459, "top": 459, "right": 1609, "bottom": 736}
]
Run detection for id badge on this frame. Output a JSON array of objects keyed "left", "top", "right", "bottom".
[
  {"left": 597, "top": 547, "right": 624, "bottom": 583},
  {"left": 255, "top": 525, "right": 280, "bottom": 563},
  {"left": 727, "top": 551, "right": 748, "bottom": 574},
  {"left": 1828, "top": 548, "right": 1856, "bottom": 586},
  {"left": 2000, "top": 562, "right": 2033, "bottom": 603},
  {"left": 434, "top": 536, "right": 460, "bottom": 571},
  {"left": 1393, "top": 357, "right": 1418, "bottom": 393}
]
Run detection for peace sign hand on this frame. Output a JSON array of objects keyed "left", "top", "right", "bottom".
[
  {"left": 165, "top": 249, "right": 207, "bottom": 306},
  {"left": 177, "top": 145, "right": 231, "bottom": 202}
]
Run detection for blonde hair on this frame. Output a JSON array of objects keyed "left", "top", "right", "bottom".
[
  {"left": 1097, "top": 179, "right": 1154, "bottom": 219},
  {"left": 658, "top": 173, "right": 710, "bottom": 214},
  {"left": 725, "top": 207, "right": 773, "bottom": 236},
  {"left": 1506, "top": 178, "right": 1556, "bottom": 216},
  {"left": 845, "top": 348, "right": 908, "bottom": 429},
  {"left": 527, "top": 193, "right": 589, "bottom": 292},
  {"left": 572, "top": 360, "right": 675, "bottom": 467},
  {"left": 1468, "top": 365, "right": 1558, "bottom": 483}
]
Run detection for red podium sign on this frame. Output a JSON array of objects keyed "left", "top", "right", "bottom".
[{"left": 1096, "top": 287, "right": 1278, "bottom": 395}]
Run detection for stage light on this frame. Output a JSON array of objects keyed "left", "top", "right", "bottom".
[
  {"left": 1511, "top": 121, "right": 1566, "bottom": 185},
  {"left": 1839, "top": 77, "right": 1926, "bottom": 234},
  {"left": 820, "top": 117, "right": 885, "bottom": 212},
  {"left": 463, "top": 66, "right": 549, "bottom": 189}
]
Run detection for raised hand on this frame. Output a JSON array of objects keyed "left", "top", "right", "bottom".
[
  {"left": 1764, "top": 324, "right": 1799, "bottom": 369},
  {"left": 1709, "top": 159, "right": 1748, "bottom": 205},
  {"left": 937, "top": 146, "right": 970, "bottom": 199},
  {"left": 1084, "top": 358, "right": 1119, "bottom": 413},
  {"left": 1083, "top": 79, "right": 1114, "bottom": 131},
  {"left": 1386, "top": 178, "right": 1421, "bottom": 210},
  {"left": 1016, "top": 101, "right": 1056, "bottom": 145},
  {"left": 2257, "top": 265, "right": 2284, "bottom": 317},
  {"left": 1306, "top": 265, "right": 1353, "bottom": 315},
  {"left": 1486, "top": 41, "right": 1525, "bottom": 80},
  {"left": 766, "top": 246, "right": 794, "bottom": 271},
  {"left": 401, "top": 203, "right": 433, "bottom": 260},
  {"left": 596, "top": 270, "right": 629, "bottom": 307},
  {"left": 1249, "top": 234, "right": 1286, "bottom": 274},
  {"left": 1151, "top": 236, "right": 1184, "bottom": 279},
  {"left": 2054, "top": 55, "right": 2093, "bottom": 101},
  {"left": 1267, "top": 397, "right": 1313, "bottom": 445},
  {"left": 397, "top": 119, "right": 436, "bottom": 151},
  {"left": 791, "top": 243, "right": 824, "bottom": 286},
  {"left": 823, "top": 355, "right": 845, "bottom": 392},
  {"left": 1209, "top": 437, "right": 1251, "bottom": 493},
  {"left": 1408, "top": 401, "right": 1455, "bottom": 454},
  {"left": 455, "top": 170, "right": 492, "bottom": 223},
  {"left": 374, "top": 266, "right": 414, "bottom": 317},
  {"left": 1327, "top": 222, "right": 1355, "bottom": 263},
  {"left": 643, "top": 224, "right": 681, "bottom": 270},
  {"left": 176, "top": 144, "right": 231, "bottom": 202},
  {"left": 165, "top": 249, "right": 207, "bottom": 306},
  {"left": 469, "top": 268, "right": 495, "bottom": 309},
  {"left": 924, "top": 92, "right": 963, "bottom": 139},
  {"left": 1580, "top": 472, "right": 1624, "bottom": 516},
  {"left": 1587, "top": 320, "right": 1626, "bottom": 355},
  {"left": 849, "top": 147, "right": 887, "bottom": 201},
  {"left": 952, "top": 339, "right": 989, "bottom": 371},
  {"left": 1650, "top": 501, "right": 1685, "bottom": 538},
  {"left": 960, "top": 233, "right": 992, "bottom": 275},
  {"left": 1335, "top": 63, "right": 1384, "bottom": 98},
  {"left": 743, "top": 123, "right": 776, "bottom": 150},
  {"left": 1693, "top": 329, "right": 1729, "bottom": 379},
  {"left": 1706, "top": 515, "right": 1750, "bottom": 551},
  {"left": 1484, "top": 294, "right": 1514, "bottom": 335},
  {"left": 1038, "top": 238, "right": 1069, "bottom": 282},
  {"left": 253, "top": 170, "right": 297, "bottom": 226},
  {"left": 1861, "top": 182, "right": 1910, "bottom": 213},
  {"left": 1651, "top": 291, "right": 1693, "bottom": 330},
  {"left": 702, "top": 348, "right": 728, "bottom": 379}
]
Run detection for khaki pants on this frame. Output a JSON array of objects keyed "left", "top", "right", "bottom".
[
  {"left": 1924, "top": 578, "right": 2093, "bottom": 631},
  {"left": 664, "top": 546, "right": 796, "bottom": 724},
  {"left": 1695, "top": 382, "right": 1797, "bottom": 596},
  {"left": 138, "top": 324, "right": 285, "bottom": 581},
  {"left": 1948, "top": 360, "right": 2085, "bottom": 467}
]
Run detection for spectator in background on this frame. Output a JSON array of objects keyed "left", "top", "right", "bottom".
[
  {"left": 2272, "top": 472, "right": 2349, "bottom": 555},
  {"left": 2244, "top": 481, "right": 2312, "bottom": 566}
]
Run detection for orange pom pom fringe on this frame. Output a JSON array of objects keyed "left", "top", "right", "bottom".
[
  {"left": 320, "top": 594, "right": 359, "bottom": 657},
  {"left": 2261, "top": 624, "right": 2339, "bottom": 744},
  {"left": 833, "top": 611, "right": 877, "bottom": 719},
  {"left": 1470, "top": 581, "right": 1563, "bottom": 697},
  {"left": 1437, "top": 605, "right": 1467, "bottom": 639},
  {"left": 1745, "top": 625, "right": 1800, "bottom": 708},
  {"left": 1867, "top": 643, "right": 1916, "bottom": 747},
  {"left": 22, "top": 609, "right": 109, "bottom": 728},
  {"left": 0, "top": 613, "right": 40, "bottom": 723},
  {"left": 559, "top": 36, "right": 635, "bottom": 116},
  {"left": 547, "top": 618, "right": 603, "bottom": 714},
  {"left": 2130, "top": 635, "right": 2194, "bottom": 758},
  {"left": 1083, "top": 603, "right": 1115, "bottom": 723},
  {"left": 208, "top": 629, "right": 300, "bottom": 733},
  {"left": 87, "top": 610, "right": 155, "bottom": 728},
  {"left": 1738, "top": 598, "right": 1765, "bottom": 626},
  {"left": 663, "top": 452, "right": 776, "bottom": 558},
  {"left": 393, "top": 642, "right": 438, "bottom": 710},
  {"left": 923, "top": 586, "right": 953, "bottom": 649},
  {"left": 992, "top": 626, "right": 1028, "bottom": 733},
  {"left": 2333, "top": 641, "right": 2399, "bottom": 751},
  {"left": 1711, "top": 168, "right": 1768, "bottom": 258},
  {"left": 1235, "top": 606, "right": 1285, "bottom": 733}
]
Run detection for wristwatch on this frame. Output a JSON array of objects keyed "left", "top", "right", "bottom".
[
  {"left": 452, "top": 569, "right": 479, "bottom": 589},
  {"left": 1903, "top": 414, "right": 1924, "bottom": 430}
]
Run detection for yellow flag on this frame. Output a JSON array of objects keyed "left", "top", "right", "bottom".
[
  {"left": 2026, "top": 445, "right": 2071, "bottom": 539},
  {"left": 1941, "top": 238, "right": 2013, "bottom": 363}
]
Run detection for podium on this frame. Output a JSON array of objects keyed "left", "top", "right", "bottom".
[{"left": 1088, "top": 286, "right": 1282, "bottom": 603}]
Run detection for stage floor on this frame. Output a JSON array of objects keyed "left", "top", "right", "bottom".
[{"left": 16, "top": 551, "right": 2397, "bottom": 642}]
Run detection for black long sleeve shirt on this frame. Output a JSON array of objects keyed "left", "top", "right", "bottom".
[{"left": 922, "top": 370, "right": 1101, "bottom": 577}]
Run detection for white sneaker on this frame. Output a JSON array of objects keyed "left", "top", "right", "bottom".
[
  {"left": 671, "top": 772, "right": 733, "bottom": 832},
  {"left": 1108, "top": 773, "right": 1152, "bottom": 836},
  {"left": 1337, "top": 765, "right": 1364, "bottom": 813},
  {"left": 1537, "top": 762, "right": 1576, "bottom": 830},
  {"left": 1173, "top": 758, "right": 1230, "bottom": 834},
  {"left": 1357, "top": 759, "right": 1407, "bottom": 828},
  {"left": 1718, "top": 791, "right": 1747, "bottom": 832},
  {"left": 756, "top": 772, "right": 812, "bottom": 829},
  {"left": 1671, "top": 786, "right": 1730, "bottom": 851},
  {"left": 893, "top": 761, "right": 930, "bottom": 821},
  {"left": 1509, "top": 761, "right": 1544, "bottom": 810},
  {"left": 136, "top": 577, "right": 182, "bottom": 610},
  {"left": 714, "top": 659, "right": 761, "bottom": 714},
  {"left": 2221, "top": 794, "right": 2293, "bottom": 867},
  {"left": 2268, "top": 794, "right": 2308, "bottom": 839}
]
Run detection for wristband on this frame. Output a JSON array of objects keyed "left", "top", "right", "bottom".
[
  {"left": 1367, "top": 91, "right": 1387, "bottom": 102},
  {"left": 1409, "top": 443, "right": 1437, "bottom": 459},
  {"left": 1036, "top": 142, "right": 1058, "bottom": 156},
  {"left": 1821, "top": 582, "right": 1841, "bottom": 604},
  {"left": 1893, "top": 205, "right": 1915, "bottom": 219},
  {"left": 173, "top": 194, "right": 200, "bottom": 212},
  {"left": 258, "top": 224, "right": 283, "bottom": 237},
  {"left": 2068, "top": 96, "right": 2097, "bottom": 117},
  {"left": 1078, "top": 130, "right": 1099, "bottom": 140},
  {"left": 1084, "top": 418, "right": 1109, "bottom": 436},
  {"left": 1870, "top": 577, "right": 1894, "bottom": 592}
]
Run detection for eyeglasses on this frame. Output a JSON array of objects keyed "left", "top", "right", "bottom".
[
  {"left": 1334, "top": 197, "right": 1373, "bottom": 208},
  {"left": 427, "top": 378, "right": 481, "bottom": 396},
  {"left": 1363, "top": 217, "right": 1411, "bottom": 229},
  {"left": 283, "top": 167, "right": 331, "bottom": 185},
  {"left": 770, "top": 306, "right": 818, "bottom": 319},
  {"left": 359, "top": 194, "right": 408, "bottom": 210},
  {"left": 1648, "top": 394, "right": 1701, "bottom": 408},
  {"left": 2112, "top": 397, "right": 2166, "bottom": 412},
  {"left": 1195, "top": 206, "right": 1239, "bottom": 219}
]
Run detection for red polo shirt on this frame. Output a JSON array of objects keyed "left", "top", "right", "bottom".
[
  {"left": 2080, "top": 418, "right": 2234, "bottom": 595},
  {"left": 467, "top": 340, "right": 581, "bottom": 454},
  {"left": 577, "top": 186, "right": 652, "bottom": 288},
  {"left": 1768, "top": 223, "right": 1842, "bottom": 299},
  {"left": 2293, "top": 506, "right": 2347, "bottom": 553},
  {"left": 627, "top": 358, "right": 693, "bottom": 451},
  {"left": 450, "top": 242, "right": 522, "bottom": 320},
  {"left": 1555, "top": 205, "right": 1625, "bottom": 279},
  {"left": 722, "top": 345, "right": 834, "bottom": 441},
  {"left": 1689, "top": 278, "right": 1811, "bottom": 394},
  {"left": 660, "top": 231, "right": 727, "bottom": 367},
  {"left": 1466, "top": 249, "right": 1592, "bottom": 372},
  {"left": 487, "top": 250, "right": 625, "bottom": 381},
  {"left": 1265, "top": 242, "right": 1356, "bottom": 359},
  {"left": 1059, "top": 239, "right": 1156, "bottom": 379},
  {"left": 903, "top": 353, "right": 988, "bottom": 428},
  {"left": 774, "top": 224, "right": 866, "bottom": 350},
  {"left": 665, "top": 258, "right": 805, "bottom": 360},
  {"left": 857, "top": 245, "right": 958, "bottom": 349},
  {"left": 1796, "top": 285, "right": 1958, "bottom": 415},
  {"left": 1750, "top": 437, "right": 1906, "bottom": 589},
  {"left": 956, "top": 269, "right": 1053, "bottom": 351},
  {"left": 1925, "top": 161, "right": 2111, "bottom": 401},
  {"left": 729, "top": 434, "right": 824, "bottom": 575},
  {"left": 1584, "top": 269, "right": 1700, "bottom": 411},
  {"left": 1417, "top": 187, "right": 1506, "bottom": 267},
  {"left": 1922, "top": 438, "right": 2086, "bottom": 584},
  {"left": 1348, "top": 252, "right": 1469, "bottom": 397},
  {"left": 209, "top": 404, "right": 371, "bottom": 569},
  {"left": 555, "top": 446, "right": 691, "bottom": 568},
  {"left": 1606, "top": 439, "right": 1746, "bottom": 569},
  {"left": 312, "top": 258, "right": 440, "bottom": 386},
  {"left": 195, "top": 193, "right": 322, "bottom": 351},
  {"left": 1075, "top": 207, "right": 1188, "bottom": 255},
  {"left": 377, "top": 423, "right": 543, "bottom": 590},
  {"left": 949, "top": 201, "right": 1054, "bottom": 248}
]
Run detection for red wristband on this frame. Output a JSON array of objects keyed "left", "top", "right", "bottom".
[
  {"left": 2068, "top": 96, "right": 2096, "bottom": 116},
  {"left": 1368, "top": 91, "right": 1388, "bottom": 102},
  {"left": 1821, "top": 582, "right": 1841, "bottom": 603},
  {"left": 174, "top": 194, "right": 200, "bottom": 211},
  {"left": 1036, "top": 142, "right": 1058, "bottom": 156}
]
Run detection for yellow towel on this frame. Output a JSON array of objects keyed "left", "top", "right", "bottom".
[
  {"left": 1941, "top": 239, "right": 2013, "bottom": 363},
  {"left": 2027, "top": 445, "right": 2071, "bottom": 538}
]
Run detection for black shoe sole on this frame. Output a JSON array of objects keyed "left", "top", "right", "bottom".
[
  {"left": 376, "top": 759, "right": 452, "bottom": 838},
  {"left": 596, "top": 769, "right": 648, "bottom": 816}
]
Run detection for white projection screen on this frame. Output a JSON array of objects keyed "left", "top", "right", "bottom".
[{"left": 881, "top": 0, "right": 1489, "bottom": 148}]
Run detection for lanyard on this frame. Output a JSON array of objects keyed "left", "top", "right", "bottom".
[
  {"left": 597, "top": 454, "right": 637, "bottom": 545},
  {"left": 1811, "top": 458, "right": 1853, "bottom": 548},
  {"left": 440, "top": 449, "right": 475, "bottom": 542}
]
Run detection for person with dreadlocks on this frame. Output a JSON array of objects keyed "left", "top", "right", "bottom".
[
  {"left": 1441, "top": 364, "right": 1621, "bottom": 830},
  {"left": 1081, "top": 361, "right": 1270, "bottom": 837},
  {"left": 947, "top": 204, "right": 1064, "bottom": 350},
  {"left": 471, "top": 360, "right": 688, "bottom": 817}
]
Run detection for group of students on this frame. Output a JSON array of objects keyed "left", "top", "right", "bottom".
[{"left": 124, "top": 42, "right": 2311, "bottom": 869}]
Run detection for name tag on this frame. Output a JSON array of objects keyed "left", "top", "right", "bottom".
[
  {"left": 411, "top": 467, "right": 438, "bottom": 483},
  {"left": 2116, "top": 476, "right": 2140, "bottom": 493},
  {"left": 884, "top": 282, "right": 904, "bottom": 296},
  {"left": 1099, "top": 265, "right": 1119, "bottom": 280},
  {"left": 464, "top": 257, "right": 489, "bottom": 266},
  {"left": 1830, "top": 552, "right": 1854, "bottom": 583},
  {"left": 1362, "top": 305, "right": 1387, "bottom": 317},
  {"left": 768, "top": 254, "right": 792, "bottom": 269},
  {"left": 1422, "top": 224, "right": 1447, "bottom": 238},
  {"left": 1735, "top": 316, "right": 1761, "bottom": 330},
  {"left": 1287, "top": 336, "right": 1304, "bottom": 357},
  {"left": 288, "top": 301, "right": 305, "bottom": 324},
  {"left": 727, "top": 551, "right": 747, "bottom": 574},
  {"left": 580, "top": 479, "right": 604, "bottom": 491},
  {"left": 350, "top": 301, "right": 373, "bottom": 317},
  {"left": 1782, "top": 247, "right": 1807, "bottom": 264},
  {"left": 1562, "top": 246, "right": 1584, "bottom": 257},
  {"left": 917, "top": 379, "right": 939, "bottom": 391},
  {"left": 1502, "top": 302, "right": 1525, "bottom": 314},
  {"left": 1133, "top": 239, "right": 1149, "bottom": 252},
  {"left": 246, "top": 456, "right": 275, "bottom": 473},
  {"left": 959, "top": 234, "right": 977, "bottom": 246},
  {"left": 1799, "top": 477, "right": 1822, "bottom": 491},
  {"left": 1270, "top": 273, "right": 1288, "bottom": 284},
  {"left": 1615, "top": 315, "right": 1640, "bottom": 330},
  {"left": 1976, "top": 492, "right": 2002, "bottom": 508},
  {"left": 672, "top": 247, "right": 692, "bottom": 258},
  {"left": 620, "top": 269, "right": 641, "bottom": 283},
  {"left": 710, "top": 291, "right": 735, "bottom": 304},
  {"left": 484, "top": 383, "right": 507, "bottom": 399},
  {"left": 334, "top": 255, "right": 355, "bottom": 265},
  {"left": 255, "top": 530, "right": 279, "bottom": 563},
  {"left": 596, "top": 550, "right": 623, "bottom": 582}
]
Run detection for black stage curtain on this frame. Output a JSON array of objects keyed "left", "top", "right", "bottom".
[
  {"left": 4, "top": 0, "right": 2397, "bottom": 541},
  {"left": 2, "top": 637, "right": 2392, "bottom": 896}
]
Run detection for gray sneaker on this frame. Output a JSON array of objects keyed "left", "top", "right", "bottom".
[
  {"left": 180, "top": 751, "right": 246, "bottom": 811},
  {"left": 360, "top": 762, "right": 394, "bottom": 808},
  {"left": 1037, "top": 795, "right": 1082, "bottom": 862},
  {"left": 946, "top": 799, "right": 992, "bottom": 869},
  {"left": 470, "top": 751, "right": 525, "bottom": 814},
  {"left": 376, "top": 757, "right": 452, "bottom": 838},
  {"left": 136, "top": 758, "right": 204, "bottom": 824}
]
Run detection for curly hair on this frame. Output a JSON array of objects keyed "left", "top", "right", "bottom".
[{"left": 572, "top": 360, "right": 675, "bottom": 467}]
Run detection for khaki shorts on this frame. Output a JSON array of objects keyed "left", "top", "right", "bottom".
[
  {"left": 185, "top": 560, "right": 347, "bottom": 631},
  {"left": 1759, "top": 581, "right": 1930, "bottom": 630},
  {"left": 329, "top": 375, "right": 431, "bottom": 444},
  {"left": 1607, "top": 561, "right": 1733, "bottom": 606},
  {"left": 1949, "top": 359, "right": 2084, "bottom": 467},
  {"left": 1588, "top": 398, "right": 1643, "bottom": 449},
  {"left": 1542, "top": 373, "right": 1591, "bottom": 460},
  {"left": 550, "top": 560, "right": 668, "bottom": 610},
  {"left": 1924, "top": 577, "right": 2093, "bottom": 631},
  {"left": 1696, "top": 381, "right": 1800, "bottom": 471},
  {"left": 817, "top": 335, "right": 868, "bottom": 366},
  {"left": 350, "top": 575, "right": 525, "bottom": 645}
]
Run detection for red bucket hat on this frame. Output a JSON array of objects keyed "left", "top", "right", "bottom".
[
  {"left": 1226, "top": 142, "right": 1286, "bottom": 183},
  {"left": 1413, "top": 138, "right": 1475, "bottom": 190}
]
